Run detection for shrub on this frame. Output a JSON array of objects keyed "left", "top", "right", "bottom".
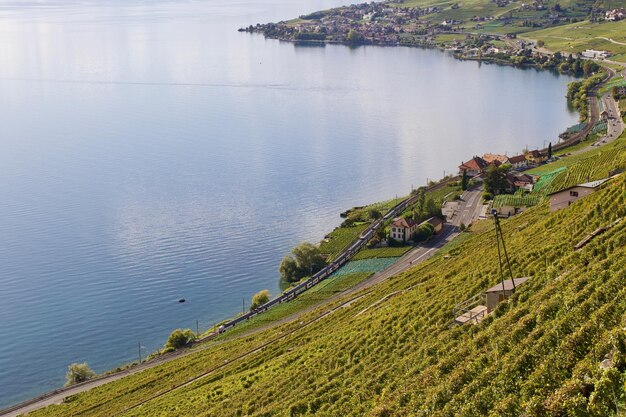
[
  {"left": 65, "top": 363, "right": 96, "bottom": 387},
  {"left": 164, "top": 329, "right": 196, "bottom": 350},
  {"left": 250, "top": 290, "right": 270, "bottom": 311}
]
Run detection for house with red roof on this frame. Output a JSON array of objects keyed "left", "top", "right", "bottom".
[{"left": 458, "top": 156, "right": 488, "bottom": 176}]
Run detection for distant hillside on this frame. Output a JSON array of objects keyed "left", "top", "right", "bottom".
[{"left": 29, "top": 131, "right": 626, "bottom": 416}]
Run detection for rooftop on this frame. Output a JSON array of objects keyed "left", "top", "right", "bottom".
[{"left": 485, "top": 277, "right": 530, "bottom": 293}]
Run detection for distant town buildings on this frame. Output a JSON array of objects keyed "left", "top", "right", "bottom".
[
  {"left": 581, "top": 49, "right": 610, "bottom": 59},
  {"left": 459, "top": 156, "right": 489, "bottom": 176},
  {"left": 506, "top": 154, "right": 529, "bottom": 169},
  {"left": 605, "top": 8, "right": 625, "bottom": 21}
]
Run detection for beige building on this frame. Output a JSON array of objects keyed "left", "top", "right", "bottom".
[
  {"left": 548, "top": 178, "right": 611, "bottom": 212},
  {"left": 389, "top": 217, "right": 418, "bottom": 242},
  {"left": 486, "top": 277, "right": 530, "bottom": 312}
]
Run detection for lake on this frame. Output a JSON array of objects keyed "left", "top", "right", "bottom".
[{"left": 0, "top": 0, "right": 578, "bottom": 408}]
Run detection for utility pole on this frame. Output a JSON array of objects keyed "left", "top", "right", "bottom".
[
  {"left": 196, "top": 319, "right": 199, "bottom": 337},
  {"left": 138, "top": 342, "right": 142, "bottom": 364},
  {"left": 242, "top": 298, "right": 246, "bottom": 314}
]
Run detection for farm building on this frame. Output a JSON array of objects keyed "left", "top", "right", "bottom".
[
  {"left": 548, "top": 178, "right": 611, "bottom": 211},
  {"left": 485, "top": 277, "right": 530, "bottom": 312},
  {"left": 390, "top": 217, "right": 418, "bottom": 242},
  {"left": 525, "top": 149, "right": 547, "bottom": 164},
  {"left": 422, "top": 216, "right": 443, "bottom": 233},
  {"left": 454, "top": 277, "right": 531, "bottom": 325},
  {"left": 506, "top": 154, "right": 528, "bottom": 169}
]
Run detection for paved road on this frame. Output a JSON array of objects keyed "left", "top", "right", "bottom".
[{"left": 567, "top": 94, "right": 625, "bottom": 156}]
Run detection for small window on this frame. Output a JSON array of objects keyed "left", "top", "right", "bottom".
[{"left": 570, "top": 191, "right": 579, "bottom": 197}]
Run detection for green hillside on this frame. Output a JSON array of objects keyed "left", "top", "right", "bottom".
[
  {"left": 523, "top": 20, "right": 626, "bottom": 63},
  {"left": 28, "top": 132, "right": 626, "bottom": 416}
]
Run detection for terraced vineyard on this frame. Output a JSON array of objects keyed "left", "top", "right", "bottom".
[
  {"left": 495, "top": 136, "right": 626, "bottom": 209},
  {"left": 26, "top": 141, "right": 626, "bottom": 416},
  {"left": 545, "top": 145, "right": 626, "bottom": 194}
]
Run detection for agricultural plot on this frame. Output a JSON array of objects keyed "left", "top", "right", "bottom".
[
  {"left": 331, "top": 257, "right": 399, "bottom": 276},
  {"left": 351, "top": 246, "right": 413, "bottom": 260},
  {"left": 319, "top": 223, "right": 369, "bottom": 260},
  {"left": 28, "top": 168, "right": 626, "bottom": 417},
  {"left": 523, "top": 20, "right": 626, "bottom": 62},
  {"left": 217, "top": 272, "right": 373, "bottom": 339}
]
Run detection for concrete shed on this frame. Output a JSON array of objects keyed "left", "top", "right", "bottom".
[{"left": 486, "top": 277, "right": 530, "bottom": 312}]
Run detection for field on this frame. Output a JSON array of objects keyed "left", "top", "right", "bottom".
[
  {"left": 495, "top": 132, "right": 626, "bottom": 208},
  {"left": 351, "top": 246, "right": 413, "bottom": 260},
  {"left": 213, "top": 272, "right": 373, "bottom": 339},
  {"left": 523, "top": 20, "right": 626, "bottom": 62},
  {"left": 318, "top": 223, "right": 369, "bottom": 260},
  {"left": 27, "top": 144, "right": 626, "bottom": 416}
]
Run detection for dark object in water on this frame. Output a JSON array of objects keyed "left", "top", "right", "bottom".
[{"left": 178, "top": 298, "right": 186, "bottom": 303}]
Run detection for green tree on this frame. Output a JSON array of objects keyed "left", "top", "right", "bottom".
[
  {"left": 536, "top": 39, "right": 545, "bottom": 48},
  {"left": 461, "top": 170, "right": 469, "bottom": 191},
  {"left": 548, "top": 142, "right": 552, "bottom": 159},
  {"left": 367, "top": 208, "right": 382, "bottom": 220},
  {"left": 346, "top": 29, "right": 363, "bottom": 44},
  {"left": 582, "top": 60, "right": 592, "bottom": 78},
  {"left": 250, "top": 289, "right": 270, "bottom": 310},
  {"left": 425, "top": 198, "right": 440, "bottom": 218},
  {"left": 65, "top": 363, "right": 96, "bottom": 387},
  {"left": 412, "top": 223, "right": 434, "bottom": 242},
  {"left": 483, "top": 164, "right": 510, "bottom": 195},
  {"left": 279, "top": 242, "right": 325, "bottom": 283},
  {"left": 164, "top": 329, "right": 196, "bottom": 350}
]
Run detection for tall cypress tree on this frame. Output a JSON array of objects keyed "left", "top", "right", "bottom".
[{"left": 461, "top": 170, "right": 469, "bottom": 191}]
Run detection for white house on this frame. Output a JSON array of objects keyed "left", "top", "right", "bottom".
[{"left": 390, "top": 217, "right": 418, "bottom": 242}]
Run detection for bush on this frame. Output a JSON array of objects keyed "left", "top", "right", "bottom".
[
  {"left": 250, "top": 290, "right": 270, "bottom": 311},
  {"left": 65, "top": 363, "right": 96, "bottom": 387},
  {"left": 483, "top": 191, "right": 494, "bottom": 201},
  {"left": 164, "top": 329, "right": 196, "bottom": 350}
]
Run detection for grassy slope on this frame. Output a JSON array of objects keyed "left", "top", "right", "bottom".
[
  {"left": 29, "top": 132, "right": 626, "bottom": 416},
  {"left": 522, "top": 20, "right": 626, "bottom": 62}
]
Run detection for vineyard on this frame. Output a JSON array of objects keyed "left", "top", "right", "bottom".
[
  {"left": 492, "top": 167, "right": 565, "bottom": 209},
  {"left": 319, "top": 223, "right": 369, "bottom": 260},
  {"left": 26, "top": 162, "right": 626, "bottom": 417},
  {"left": 351, "top": 246, "right": 412, "bottom": 260},
  {"left": 494, "top": 136, "right": 626, "bottom": 209}
]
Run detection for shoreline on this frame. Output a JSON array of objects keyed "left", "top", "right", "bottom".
[{"left": 1, "top": 20, "right": 620, "bottom": 417}]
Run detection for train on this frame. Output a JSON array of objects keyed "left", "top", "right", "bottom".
[{"left": 217, "top": 179, "right": 452, "bottom": 334}]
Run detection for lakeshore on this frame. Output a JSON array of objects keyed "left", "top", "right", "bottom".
[{"left": 4, "top": 0, "right": 608, "bottom": 408}]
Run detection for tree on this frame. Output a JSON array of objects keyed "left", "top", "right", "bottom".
[
  {"left": 412, "top": 223, "right": 434, "bottom": 242},
  {"left": 483, "top": 164, "right": 510, "bottom": 196},
  {"left": 425, "top": 198, "right": 440, "bottom": 218},
  {"left": 582, "top": 60, "right": 592, "bottom": 78},
  {"left": 367, "top": 208, "right": 382, "bottom": 220},
  {"left": 279, "top": 256, "right": 300, "bottom": 283},
  {"left": 461, "top": 170, "right": 469, "bottom": 191},
  {"left": 279, "top": 242, "right": 325, "bottom": 283},
  {"left": 65, "top": 363, "right": 96, "bottom": 387},
  {"left": 536, "top": 39, "right": 545, "bottom": 48},
  {"left": 548, "top": 142, "right": 553, "bottom": 159},
  {"left": 164, "top": 328, "right": 196, "bottom": 350},
  {"left": 250, "top": 289, "right": 270, "bottom": 310},
  {"left": 346, "top": 29, "right": 364, "bottom": 44}
]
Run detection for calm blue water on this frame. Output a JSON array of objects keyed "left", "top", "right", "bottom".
[{"left": 0, "top": 0, "right": 578, "bottom": 408}]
